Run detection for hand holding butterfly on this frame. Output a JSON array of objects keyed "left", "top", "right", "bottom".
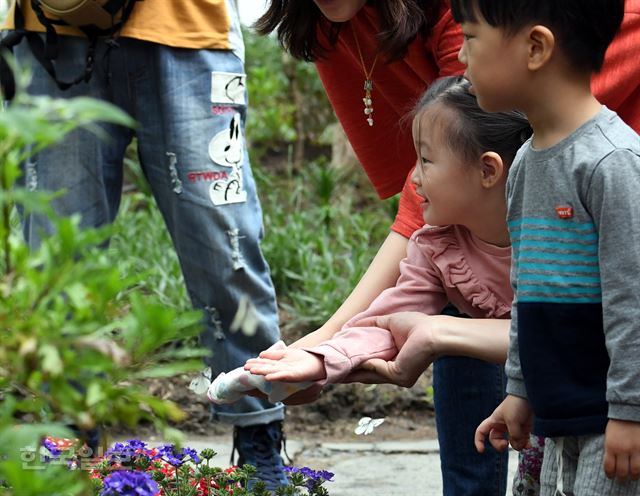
[{"left": 244, "top": 347, "right": 327, "bottom": 382}]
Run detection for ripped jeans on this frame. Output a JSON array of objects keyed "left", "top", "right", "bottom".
[{"left": 15, "top": 35, "right": 284, "bottom": 427}]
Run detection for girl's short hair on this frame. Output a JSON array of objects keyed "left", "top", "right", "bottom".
[
  {"left": 255, "top": 0, "right": 441, "bottom": 62},
  {"left": 415, "top": 76, "right": 532, "bottom": 167}
]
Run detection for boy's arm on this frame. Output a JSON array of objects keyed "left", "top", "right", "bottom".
[
  {"left": 587, "top": 149, "right": 640, "bottom": 423},
  {"left": 588, "top": 149, "right": 640, "bottom": 480},
  {"left": 504, "top": 295, "right": 527, "bottom": 399}
]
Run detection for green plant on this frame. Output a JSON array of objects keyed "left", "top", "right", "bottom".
[
  {"left": 0, "top": 84, "right": 205, "bottom": 495},
  {"left": 258, "top": 160, "right": 395, "bottom": 335}
]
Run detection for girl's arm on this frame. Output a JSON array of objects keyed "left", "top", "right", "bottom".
[
  {"left": 345, "top": 313, "right": 510, "bottom": 387},
  {"left": 290, "top": 230, "right": 409, "bottom": 348}
]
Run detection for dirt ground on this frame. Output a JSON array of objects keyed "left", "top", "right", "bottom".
[{"left": 111, "top": 371, "right": 438, "bottom": 443}]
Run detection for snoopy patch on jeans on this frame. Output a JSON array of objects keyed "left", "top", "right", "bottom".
[
  {"left": 210, "top": 71, "right": 246, "bottom": 105},
  {"left": 208, "top": 112, "right": 247, "bottom": 206}
]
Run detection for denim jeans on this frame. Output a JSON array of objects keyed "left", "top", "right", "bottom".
[
  {"left": 434, "top": 356, "right": 508, "bottom": 495},
  {"left": 14, "top": 25, "right": 284, "bottom": 427}
]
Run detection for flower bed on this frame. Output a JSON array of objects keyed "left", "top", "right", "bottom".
[{"left": 42, "top": 437, "right": 333, "bottom": 496}]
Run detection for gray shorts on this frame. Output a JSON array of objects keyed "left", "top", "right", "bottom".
[{"left": 540, "top": 435, "right": 639, "bottom": 496}]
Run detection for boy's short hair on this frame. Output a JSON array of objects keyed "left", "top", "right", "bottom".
[{"left": 450, "top": 0, "right": 624, "bottom": 73}]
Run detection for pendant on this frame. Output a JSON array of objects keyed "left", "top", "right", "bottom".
[{"left": 363, "top": 79, "right": 374, "bottom": 126}]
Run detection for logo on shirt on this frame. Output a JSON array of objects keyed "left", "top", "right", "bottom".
[{"left": 555, "top": 204, "right": 574, "bottom": 219}]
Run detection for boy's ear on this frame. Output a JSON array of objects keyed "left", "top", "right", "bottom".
[
  {"left": 526, "top": 25, "right": 555, "bottom": 71},
  {"left": 479, "top": 151, "right": 504, "bottom": 188}
]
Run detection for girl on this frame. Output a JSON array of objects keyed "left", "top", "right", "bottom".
[{"left": 245, "top": 76, "right": 543, "bottom": 494}]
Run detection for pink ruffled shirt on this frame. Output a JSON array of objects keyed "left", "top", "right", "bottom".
[{"left": 304, "top": 224, "right": 512, "bottom": 384}]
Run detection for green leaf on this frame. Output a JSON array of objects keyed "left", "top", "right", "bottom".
[
  {"left": 130, "top": 360, "right": 203, "bottom": 379},
  {"left": 66, "top": 282, "right": 90, "bottom": 310},
  {"left": 86, "top": 382, "right": 106, "bottom": 407},
  {"left": 38, "top": 345, "right": 63, "bottom": 376}
]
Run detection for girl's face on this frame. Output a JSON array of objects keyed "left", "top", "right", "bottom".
[
  {"left": 312, "top": 0, "right": 368, "bottom": 22},
  {"left": 411, "top": 106, "right": 483, "bottom": 227}
]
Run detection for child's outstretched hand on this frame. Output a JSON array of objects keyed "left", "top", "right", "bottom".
[
  {"left": 244, "top": 347, "right": 326, "bottom": 382},
  {"left": 475, "top": 394, "right": 533, "bottom": 453},
  {"left": 604, "top": 419, "right": 640, "bottom": 481}
]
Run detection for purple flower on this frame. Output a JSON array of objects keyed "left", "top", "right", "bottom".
[
  {"left": 284, "top": 466, "right": 334, "bottom": 482},
  {"left": 284, "top": 466, "right": 334, "bottom": 490},
  {"left": 180, "top": 447, "right": 200, "bottom": 464},
  {"left": 42, "top": 438, "right": 62, "bottom": 457},
  {"left": 106, "top": 440, "right": 152, "bottom": 464},
  {"left": 100, "top": 470, "right": 159, "bottom": 496},
  {"left": 153, "top": 444, "right": 200, "bottom": 466}
]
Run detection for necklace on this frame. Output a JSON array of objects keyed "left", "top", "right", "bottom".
[{"left": 352, "top": 25, "right": 379, "bottom": 126}]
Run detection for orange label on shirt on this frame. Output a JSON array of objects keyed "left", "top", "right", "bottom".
[{"left": 555, "top": 205, "right": 574, "bottom": 219}]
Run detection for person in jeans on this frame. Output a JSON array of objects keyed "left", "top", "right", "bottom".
[{"left": 4, "top": 0, "right": 288, "bottom": 490}]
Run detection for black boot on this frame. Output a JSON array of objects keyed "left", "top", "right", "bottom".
[{"left": 233, "top": 420, "right": 289, "bottom": 491}]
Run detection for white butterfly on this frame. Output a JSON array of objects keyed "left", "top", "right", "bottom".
[
  {"left": 230, "top": 295, "right": 259, "bottom": 337},
  {"left": 354, "top": 416, "right": 385, "bottom": 436},
  {"left": 188, "top": 367, "right": 212, "bottom": 395}
]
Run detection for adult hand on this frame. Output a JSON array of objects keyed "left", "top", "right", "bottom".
[
  {"left": 281, "top": 383, "right": 324, "bottom": 405},
  {"left": 348, "top": 312, "right": 440, "bottom": 387},
  {"left": 603, "top": 419, "right": 640, "bottom": 481},
  {"left": 245, "top": 383, "right": 324, "bottom": 405},
  {"left": 475, "top": 394, "right": 533, "bottom": 453}
]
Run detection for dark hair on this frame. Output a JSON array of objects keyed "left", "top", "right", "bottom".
[
  {"left": 450, "top": 0, "right": 624, "bottom": 72},
  {"left": 255, "top": 0, "right": 441, "bottom": 62},
  {"left": 415, "top": 76, "right": 532, "bottom": 167}
]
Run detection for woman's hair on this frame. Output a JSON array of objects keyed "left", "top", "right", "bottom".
[
  {"left": 255, "top": 0, "right": 441, "bottom": 62},
  {"left": 414, "top": 76, "right": 532, "bottom": 167}
]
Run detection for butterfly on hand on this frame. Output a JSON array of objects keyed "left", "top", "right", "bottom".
[
  {"left": 354, "top": 416, "right": 385, "bottom": 436},
  {"left": 188, "top": 367, "right": 212, "bottom": 395}
]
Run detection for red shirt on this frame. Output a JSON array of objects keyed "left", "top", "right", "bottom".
[
  {"left": 593, "top": 0, "right": 640, "bottom": 134},
  {"left": 317, "top": 1, "right": 640, "bottom": 238},
  {"left": 316, "top": 3, "right": 464, "bottom": 237}
]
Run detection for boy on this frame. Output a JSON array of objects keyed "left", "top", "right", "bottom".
[{"left": 451, "top": 0, "right": 640, "bottom": 493}]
